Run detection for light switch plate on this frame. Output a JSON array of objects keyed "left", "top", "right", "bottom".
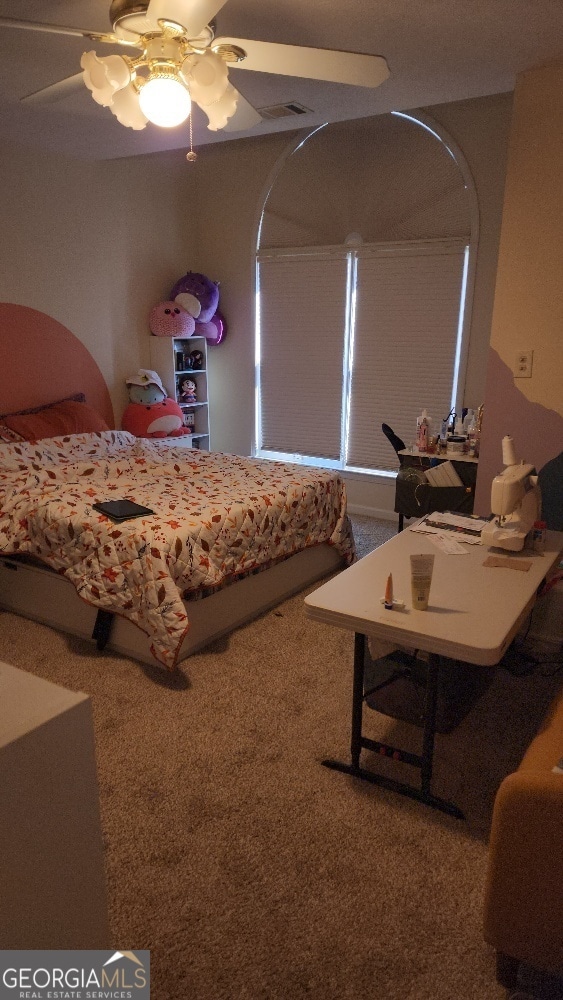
[{"left": 514, "top": 350, "right": 533, "bottom": 378}]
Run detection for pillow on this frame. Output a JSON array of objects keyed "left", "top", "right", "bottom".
[
  {"left": 2, "top": 399, "right": 109, "bottom": 441},
  {"left": 0, "top": 392, "right": 86, "bottom": 420},
  {"left": 0, "top": 423, "right": 26, "bottom": 443}
]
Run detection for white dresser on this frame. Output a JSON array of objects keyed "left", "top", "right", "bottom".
[{"left": 0, "top": 662, "right": 110, "bottom": 948}]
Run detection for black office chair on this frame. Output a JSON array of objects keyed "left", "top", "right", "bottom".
[
  {"left": 382, "top": 423, "right": 409, "bottom": 531},
  {"left": 538, "top": 451, "right": 563, "bottom": 531},
  {"left": 381, "top": 423, "right": 406, "bottom": 456}
]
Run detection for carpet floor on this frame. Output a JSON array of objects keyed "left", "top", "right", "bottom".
[{"left": 1, "top": 514, "right": 562, "bottom": 1000}]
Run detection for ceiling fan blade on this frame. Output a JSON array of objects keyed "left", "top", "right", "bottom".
[
  {"left": 214, "top": 37, "right": 390, "bottom": 88},
  {"left": 222, "top": 90, "right": 262, "bottom": 132},
  {"left": 21, "top": 73, "right": 86, "bottom": 106},
  {"left": 0, "top": 17, "right": 139, "bottom": 47},
  {"left": 146, "top": 0, "right": 228, "bottom": 38}
]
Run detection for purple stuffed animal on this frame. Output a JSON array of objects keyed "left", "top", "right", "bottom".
[{"left": 169, "top": 271, "right": 220, "bottom": 323}]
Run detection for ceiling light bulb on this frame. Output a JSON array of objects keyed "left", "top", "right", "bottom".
[{"left": 138, "top": 73, "right": 191, "bottom": 128}]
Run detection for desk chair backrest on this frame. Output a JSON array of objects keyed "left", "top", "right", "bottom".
[
  {"left": 382, "top": 423, "right": 409, "bottom": 533},
  {"left": 382, "top": 423, "right": 406, "bottom": 457},
  {"left": 538, "top": 451, "right": 563, "bottom": 531}
]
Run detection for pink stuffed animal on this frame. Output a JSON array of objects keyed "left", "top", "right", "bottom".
[
  {"left": 122, "top": 397, "right": 191, "bottom": 438},
  {"left": 149, "top": 301, "right": 195, "bottom": 338},
  {"left": 122, "top": 369, "right": 191, "bottom": 438}
]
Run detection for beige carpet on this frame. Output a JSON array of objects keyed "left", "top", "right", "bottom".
[{"left": 1, "top": 514, "right": 562, "bottom": 1000}]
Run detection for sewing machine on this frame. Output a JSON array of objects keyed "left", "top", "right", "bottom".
[{"left": 481, "top": 461, "right": 541, "bottom": 551}]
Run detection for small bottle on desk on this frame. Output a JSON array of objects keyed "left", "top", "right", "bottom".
[
  {"left": 466, "top": 412, "right": 479, "bottom": 456},
  {"left": 532, "top": 520, "right": 547, "bottom": 554},
  {"left": 416, "top": 410, "right": 431, "bottom": 452}
]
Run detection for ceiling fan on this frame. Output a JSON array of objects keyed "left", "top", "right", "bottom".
[{"left": 0, "top": 0, "right": 389, "bottom": 140}]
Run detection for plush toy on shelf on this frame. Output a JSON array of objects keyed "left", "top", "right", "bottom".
[
  {"left": 168, "top": 270, "right": 227, "bottom": 346},
  {"left": 177, "top": 375, "right": 197, "bottom": 404},
  {"left": 170, "top": 271, "right": 219, "bottom": 322},
  {"left": 122, "top": 369, "right": 191, "bottom": 439},
  {"left": 188, "top": 349, "right": 204, "bottom": 370},
  {"left": 149, "top": 300, "right": 195, "bottom": 338},
  {"left": 202, "top": 310, "right": 227, "bottom": 346}
]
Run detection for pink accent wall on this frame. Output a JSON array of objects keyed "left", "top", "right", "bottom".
[
  {"left": 474, "top": 347, "right": 563, "bottom": 514},
  {"left": 0, "top": 303, "right": 114, "bottom": 427}
]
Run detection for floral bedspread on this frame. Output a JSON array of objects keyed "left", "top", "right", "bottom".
[{"left": 0, "top": 431, "right": 355, "bottom": 668}]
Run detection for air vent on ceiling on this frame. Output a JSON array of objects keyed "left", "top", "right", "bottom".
[{"left": 258, "top": 102, "right": 312, "bottom": 120}]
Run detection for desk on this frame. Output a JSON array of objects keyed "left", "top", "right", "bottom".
[
  {"left": 395, "top": 448, "right": 478, "bottom": 532},
  {"left": 398, "top": 447, "right": 479, "bottom": 464},
  {"left": 304, "top": 528, "right": 563, "bottom": 819}
]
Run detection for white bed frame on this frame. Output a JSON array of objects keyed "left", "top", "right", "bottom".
[{"left": 0, "top": 545, "right": 343, "bottom": 667}]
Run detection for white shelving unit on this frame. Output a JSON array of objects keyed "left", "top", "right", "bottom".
[{"left": 149, "top": 334, "right": 210, "bottom": 450}]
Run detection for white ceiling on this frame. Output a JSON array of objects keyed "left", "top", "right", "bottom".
[{"left": 0, "top": 0, "right": 562, "bottom": 160}]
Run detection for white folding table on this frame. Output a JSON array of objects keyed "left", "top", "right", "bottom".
[{"left": 305, "top": 527, "right": 563, "bottom": 818}]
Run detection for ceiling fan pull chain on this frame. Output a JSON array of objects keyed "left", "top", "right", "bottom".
[{"left": 186, "top": 107, "right": 197, "bottom": 162}]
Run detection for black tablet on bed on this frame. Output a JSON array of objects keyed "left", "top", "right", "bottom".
[{"left": 92, "top": 500, "right": 155, "bottom": 523}]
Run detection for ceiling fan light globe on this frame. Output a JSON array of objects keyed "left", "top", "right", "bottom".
[
  {"left": 110, "top": 82, "right": 148, "bottom": 129},
  {"left": 198, "top": 82, "right": 238, "bottom": 131},
  {"left": 138, "top": 74, "right": 191, "bottom": 127},
  {"left": 81, "top": 51, "right": 131, "bottom": 107},
  {"left": 181, "top": 51, "right": 229, "bottom": 106}
]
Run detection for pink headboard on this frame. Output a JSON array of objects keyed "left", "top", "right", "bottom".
[{"left": 0, "top": 303, "right": 114, "bottom": 428}]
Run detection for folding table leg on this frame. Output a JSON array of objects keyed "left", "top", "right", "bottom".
[{"left": 322, "top": 634, "right": 464, "bottom": 819}]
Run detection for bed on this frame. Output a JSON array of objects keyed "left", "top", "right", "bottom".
[{"left": 0, "top": 304, "right": 354, "bottom": 669}]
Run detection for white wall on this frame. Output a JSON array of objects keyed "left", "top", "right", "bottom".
[
  {"left": 475, "top": 60, "right": 563, "bottom": 513},
  {"left": 425, "top": 93, "right": 513, "bottom": 411},
  {"left": 0, "top": 145, "right": 196, "bottom": 421},
  {"left": 0, "top": 91, "right": 512, "bottom": 517}
]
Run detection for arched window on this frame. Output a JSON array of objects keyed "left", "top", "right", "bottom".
[{"left": 255, "top": 112, "right": 477, "bottom": 474}]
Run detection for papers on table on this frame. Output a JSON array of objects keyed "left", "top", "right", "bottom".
[
  {"left": 427, "top": 533, "right": 469, "bottom": 554},
  {"left": 410, "top": 511, "right": 490, "bottom": 546},
  {"left": 424, "top": 511, "right": 490, "bottom": 531},
  {"left": 423, "top": 461, "right": 463, "bottom": 487}
]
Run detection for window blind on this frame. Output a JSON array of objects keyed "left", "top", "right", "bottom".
[
  {"left": 347, "top": 243, "right": 466, "bottom": 471},
  {"left": 258, "top": 253, "right": 348, "bottom": 459}
]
